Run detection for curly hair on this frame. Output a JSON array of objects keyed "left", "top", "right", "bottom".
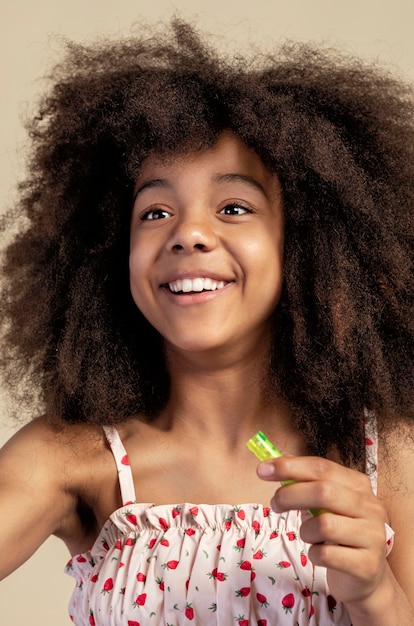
[{"left": 1, "top": 19, "right": 413, "bottom": 465}]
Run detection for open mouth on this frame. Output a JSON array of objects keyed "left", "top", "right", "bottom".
[{"left": 164, "top": 277, "right": 227, "bottom": 294}]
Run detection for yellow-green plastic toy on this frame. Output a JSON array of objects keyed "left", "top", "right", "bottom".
[{"left": 246, "top": 431, "right": 326, "bottom": 517}]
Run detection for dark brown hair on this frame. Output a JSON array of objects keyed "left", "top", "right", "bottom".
[{"left": 1, "top": 19, "right": 413, "bottom": 464}]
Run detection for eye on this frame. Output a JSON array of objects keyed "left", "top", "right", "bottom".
[
  {"left": 220, "top": 203, "right": 252, "bottom": 216},
  {"left": 140, "top": 208, "right": 171, "bottom": 221}
]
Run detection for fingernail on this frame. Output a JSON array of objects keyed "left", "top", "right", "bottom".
[
  {"left": 257, "top": 462, "right": 275, "bottom": 478},
  {"left": 270, "top": 496, "right": 278, "bottom": 512}
]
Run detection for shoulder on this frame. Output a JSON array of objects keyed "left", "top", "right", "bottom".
[
  {"left": 379, "top": 421, "right": 414, "bottom": 500},
  {"left": 378, "top": 421, "right": 414, "bottom": 598},
  {"left": 1, "top": 415, "right": 106, "bottom": 466},
  {"left": 0, "top": 415, "right": 112, "bottom": 509}
]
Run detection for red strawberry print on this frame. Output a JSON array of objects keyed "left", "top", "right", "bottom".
[
  {"left": 282, "top": 593, "right": 295, "bottom": 613},
  {"left": 172, "top": 506, "right": 181, "bottom": 518},
  {"left": 115, "top": 539, "right": 122, "bottom": 550},
  {"left": 101, "top": 577, "right": 113, "bottom": 594},
  {"left": 76, "top": 555, "right": 87, "bottom": 563},
  {"left": 209, "top": 567, "right": 228, "bottom": 581},
  {"left": 133, "top": 593, "right": 147, "bottom": 607},
  {"left": 236, "top": 587, "right": 251, "bottom": 598},
  {"left": 269, "top": 530, "right": 279, "bottom": 540},
  {"left": 235, "top": 507, "right": 246, "bottom": 520},
  {"left": 89, "top": 611, "right": 96, "bottom": 626},
  {"left": 128, "top": 621, "right": 140, "bottom": 626},
  {"left": 252, "top": 549, "right": 266, "bottom": 560},
  {"left": 300, "top": 550, "right": 308, "bottom": 566},
  {"left": 102, "top": 540, "right": 110, "bottom": 551},
  {"left": 302, "top": 587, "right": 311, "bottom": 597},
  {"left": 258, "top": 621, "right": 267, "bottom": 626},
  {"left": 136, "top": 572, "right": 146, "bottom": 582},
  {"left": 159, "top": 517, "right": 170, "bottom": 531},
  {"left": 263, "top": 506, "right": 271, "bottom": 517},
  {"left": 185, "top": 604, "right": 194, "bottom": 620},
  {"left": 250, "top": 571, "right": 256, "bottom": 582},
  {"left": 121, "top": 454, "right": 130, "bottom": 465},
  {"left": 185, "top": 528, "right": 196, "bottom": 536},
  {"left": 224, "top": 517, "right": 233, "bottom": 531},
  {"left": 163, "top": 559, "right": 179, "bottom": 570},
  {"left": 257, "top": 592, "right": 269, "bottom": 607},
  {"left": 286, "top": 531, "right": 296, "bottom": 541},
  {"left": 235, "top": 617, "right": 249, "bottom": 626},
  {"left": 160, "top": 538, "right": 170, "bottom": 547},
  {"left": 365, "top": 437, "right": 374, "bottom": 446},
  {"left": 277, "top": 561, "right": 291, "bottom": 569},
  {"left": 234, "top": 538, "right": 246, "bottom": 551},
  {"left": 124, "top": 511, "right": 138, "bottom": 526},
  {"left": 327, "top": 595, "right": 337, "bottom": 612},
  {"left": 147, "top": 538, "right": 156, "bottom": 549},
  {"left": 90, "top": 574, "right": 99, "bottom": 583},
  {"left": 309, "top": 605, "right": 315, "bottom": 617},
  {"left": 239, "top": 560, "right": 253, "bottom": 571},
  {"left": 190, "top": 506, "right": 199, "bottom": 517},
  {"left": 156, "top": 577, "right": 165, "bottom": 591},
  {"left": 252, "top": 520, "right": 261, "bottom": 536}
]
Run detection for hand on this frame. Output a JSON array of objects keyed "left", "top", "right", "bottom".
[{"left": 257, "top": 455, "right": 389, "bottom": 609}]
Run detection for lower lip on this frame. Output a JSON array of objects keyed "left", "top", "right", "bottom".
[{"left": 161, "top": 284, "right": 232, "bottom": 305}]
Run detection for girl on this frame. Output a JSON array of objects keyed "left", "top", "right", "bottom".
[{"left": 0, "top": 18, "right": 413, "bottom": 626}]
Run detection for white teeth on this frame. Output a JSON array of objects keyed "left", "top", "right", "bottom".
[{"left": 168, "top": 278, "right": 226, "bottom": 293}]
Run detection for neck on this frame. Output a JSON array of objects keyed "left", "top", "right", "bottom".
[{"left": 156, "top": 339, "right": 293, "bottom": 450}]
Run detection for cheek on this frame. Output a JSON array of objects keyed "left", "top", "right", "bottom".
[{"left": 129, "top": 246, "right": 148, "bottom": 306}]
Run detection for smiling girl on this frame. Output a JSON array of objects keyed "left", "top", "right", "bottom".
[{"left": 0, "top": 18, "right": 413, "bottom": 626}]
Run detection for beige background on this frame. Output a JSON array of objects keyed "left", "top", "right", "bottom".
[{"left": 1, "top": 0, "right": 413, "bottom": 623}]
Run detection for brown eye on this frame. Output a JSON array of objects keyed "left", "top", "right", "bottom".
[
  {"left": 141, "top": 208, "right": 171, "bottom": 220},
  {"left": 220, "top": 203, "right": 252, "bottom": 215}
]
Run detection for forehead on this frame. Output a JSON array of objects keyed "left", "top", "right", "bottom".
[{"left": 134, "top": 132, "right": 279, "bottom": 193}]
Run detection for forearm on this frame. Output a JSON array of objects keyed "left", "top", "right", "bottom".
[{"left": 346, "top": 565, "right": 414, "bottom": 626}]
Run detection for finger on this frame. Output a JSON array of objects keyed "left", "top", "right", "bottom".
[
  {"left": 300, "top": 512, "right": 387, "bottom": 550},
  {"left": 270, "top": 477, "right": 384, "bottom": 519},
  {"left": 307, "top": 542, "right": 386, "bottom": 583},
  {"left": 258, "top": 455, "right": 373, "bottom": 494}
]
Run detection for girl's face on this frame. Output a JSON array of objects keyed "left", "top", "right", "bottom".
[{"left": 130, "top": 132, "right": 284, "bottom": 360}]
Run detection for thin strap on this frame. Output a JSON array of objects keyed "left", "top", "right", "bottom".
[
  {"left": 364, "top": 409, "right": 378, "bottom": 495},
  {"left": 103, "top": 426, "right": 137, "bottom": 506}
]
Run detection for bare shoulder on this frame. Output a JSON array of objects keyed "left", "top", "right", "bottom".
[
  {"left": 379, "top": 421, "right": 414, "bottom": 503},
  {"left": 0, "top": 415, "right": 107, "bottom": 482},
  {"left": 378, "top": 421, "right": 414, "bottom": 599}
]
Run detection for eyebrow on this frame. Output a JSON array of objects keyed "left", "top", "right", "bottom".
[
  {"left": 133, "top": 178, "right": 171, "bottom": 203},
  {"left": 212, "top": 173, "right": 267, "bottom": 196},
  {"left": 133, "top": 172, "right": 268, "bottom": 203}
]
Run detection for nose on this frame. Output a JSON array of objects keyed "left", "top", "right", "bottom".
[{"left": 166, "top": 212, "right": 217, "bottom": 253}]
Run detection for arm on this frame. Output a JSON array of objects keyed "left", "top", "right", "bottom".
[
  {"left": 0, "top": 417, "right": 77, "bottom": 579},
  {"left": 257, "top": 432, "right": 414, "bottom": 625}
]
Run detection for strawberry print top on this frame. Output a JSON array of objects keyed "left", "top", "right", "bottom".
[{"left": 66, "top": 415, "right": 394, "bottom": 626}]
